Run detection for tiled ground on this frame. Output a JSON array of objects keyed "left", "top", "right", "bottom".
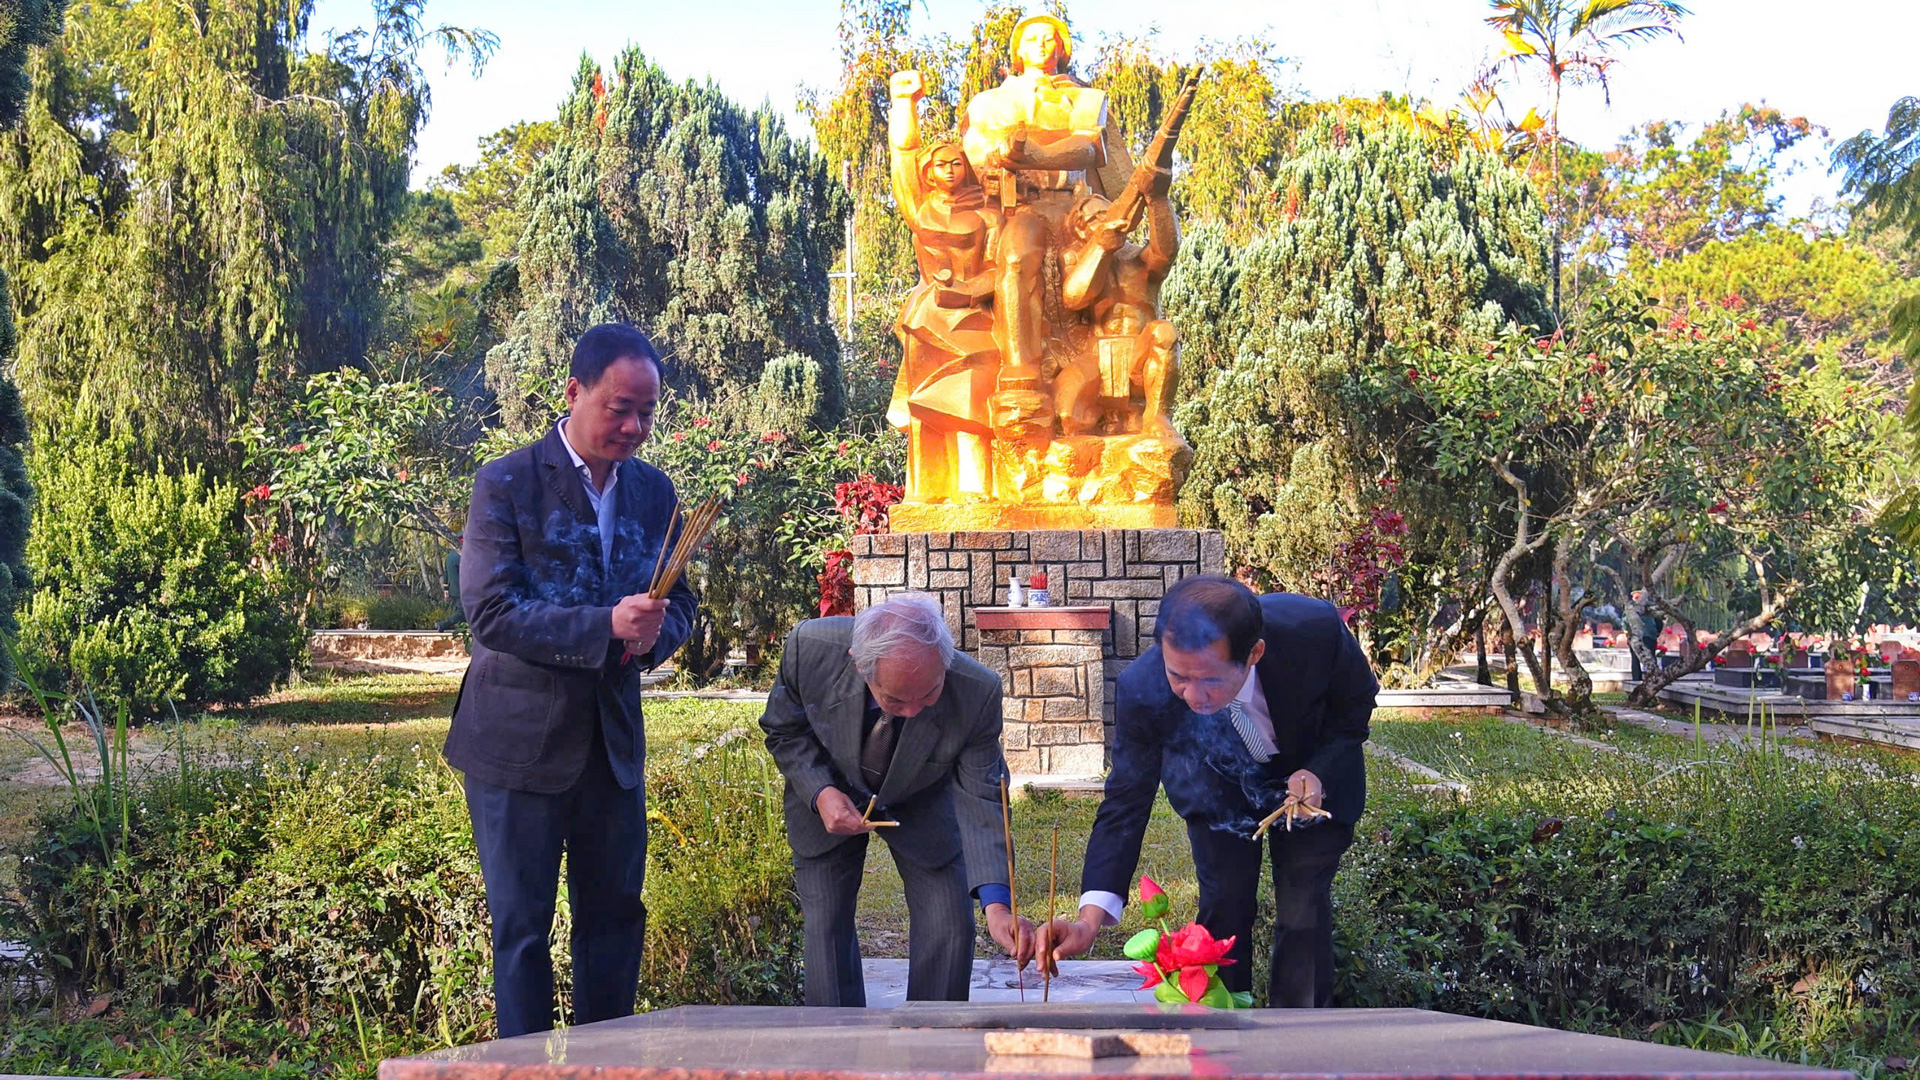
[{"left": 862, "top": 959, "right": 1147, "bottom": 1006}]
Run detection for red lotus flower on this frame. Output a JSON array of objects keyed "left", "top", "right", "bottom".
[
  {"left": 1140, "top": 876, "right": 1165, "bottom": 904},
  {"left": 1155, "top": 922, "right": 1236, "bottom": 972},
  {"left": 1132, "top": 961, "right": 1161, "bottom": 989},
  {"left": 1179, "top": 965, "right": 1211, "bottom": 1003}
]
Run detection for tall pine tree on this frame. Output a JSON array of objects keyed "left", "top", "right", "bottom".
[
  {"left": 487, "top": 50, "right": 849, "bottom": 436},
  {"left": 1167, "top": 115, "right": 1552, "bottom": 668}
]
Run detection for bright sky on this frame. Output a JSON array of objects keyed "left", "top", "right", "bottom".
[{"left": 306, "top": 0, "right": 1920, "bottom": 216}]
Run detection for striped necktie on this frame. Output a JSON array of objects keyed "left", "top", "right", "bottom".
[{"left": 1228, "top": 700, "right": 1278, "bottom": 763}]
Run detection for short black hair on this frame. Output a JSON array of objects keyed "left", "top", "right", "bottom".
[
  {"left": 1155, "top": 574, "right": 1264, "bottom": 664},
  {"left": 570, "top": 323, "right": 664, "bottom": 387}
]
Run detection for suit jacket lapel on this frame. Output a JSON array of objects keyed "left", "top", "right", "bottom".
[
  {"left": 537, "top": 427, "right": 595, "bottom": 528},
  {"left": 877, "top": 694, "right": 946, "bottom": 805},
  {"left": 819, "top": 664, "right": 868, "bottom": 788}
]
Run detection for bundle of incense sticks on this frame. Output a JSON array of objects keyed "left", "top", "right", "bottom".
[
  {"left": 1252, "top": 795, "right": 1332, "bottom": 839},
  {"left": 648, "top": 498, "right": 723, "bottom": 598},
  {"left": 623, "top": 498, "right": 723, "bottom": 665}
]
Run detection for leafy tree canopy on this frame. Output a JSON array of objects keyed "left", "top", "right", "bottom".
[
  {"left": 0, "top": 0, "right": 492, "bottom": 466},
  {"left": 1167, "top": 115, "right": 1552, "bottom": 671},
  {"left": 434, "top": 120, "right": 559, "bottom": 261}
]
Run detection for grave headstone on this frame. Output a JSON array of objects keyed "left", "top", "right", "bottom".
[
  {"left": 1825, "top": 659, "right": 1858, "bottom": 702},
  {"left": 1892, "top": 659, "right": 1920, "bottom": 703}
]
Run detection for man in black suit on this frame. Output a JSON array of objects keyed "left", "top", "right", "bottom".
[
  {"left": 759, "top": 593, "right": 1037, "bottom": 1005},
  {"left": 1040, "top": 574, "right": 1375, "bottom": 1007},
  {"left": 445, "top": 323, "right": 698, "bottom": 1037}
]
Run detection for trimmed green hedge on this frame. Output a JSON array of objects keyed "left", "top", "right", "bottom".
[
  {"left": 1336, "top": 731, "right": 1920, "bottom": 1063},
  {"left": 2, "top": 733, "right": 799, "bottom": 1042}
]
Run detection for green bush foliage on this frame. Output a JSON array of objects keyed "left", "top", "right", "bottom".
[
  {"left": 319, "top": 591, "right": 452, "bottom": 631},
  {"left": 2, "top": 731, "right": 800, "bottom": 1039},
  {"left": 1165, "top": 115, "right": 1552, "bottom": 674},
  {"left": 16, "top": 434, "right": 304, "bottom": 716},
  {"left": 1337, "top": 727, "right": 1920, "bottom": 1056}
]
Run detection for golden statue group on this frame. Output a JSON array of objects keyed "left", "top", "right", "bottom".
[{"left": 885, "top": 14, "right": 1201, "bottom": 532}]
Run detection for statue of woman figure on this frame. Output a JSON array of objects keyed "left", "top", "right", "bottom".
[
  {"left": 886, "top": 69, "right": 1002, "bottom": 504},
  {"left": 960, "top": 14, "right": 1108, "bottom": 386}
]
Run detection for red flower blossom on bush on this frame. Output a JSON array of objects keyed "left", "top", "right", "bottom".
[
  {"left": 707, "top": 439, "right": 724, "bottom": 452},
  {"left": 248, "top": 483, "right": 272, "bottom": 502}
]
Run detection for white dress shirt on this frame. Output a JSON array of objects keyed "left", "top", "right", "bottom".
[
  {"left": 1078, "top": 664, "right": 1275, "bottom": 926},
  {"left": 557, "top": 418, "right": 618, "bottom": 571}
]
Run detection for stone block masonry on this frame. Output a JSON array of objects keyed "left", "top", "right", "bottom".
[{"left": 849, "top": 528, "right": 1225, "bottom": 775}]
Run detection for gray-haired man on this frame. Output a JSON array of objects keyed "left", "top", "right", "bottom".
[{"left": 759, "top": 593, "right": 1036, "bottom": 1005}]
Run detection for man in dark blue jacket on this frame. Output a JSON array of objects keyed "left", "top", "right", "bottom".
[
  {"left": 1040, "top": 574, "right": 1375, "bottom": 1007},
  {"left": 445, "top": 323, "right": 697, "bottom": 1037}
]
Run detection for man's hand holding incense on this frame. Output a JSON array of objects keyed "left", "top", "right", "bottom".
[
  {"left": 1034, "top": 907, "right": 1104, "bottom": 976},
  {"left": 1286, "top": 768, "right": 1325, "bottom": 811},
  {"left": 613, "top": 595, "right": 669, "bottom": 655},
  {"left": 985, "top": 904, "right": 1039, "bottom": 968},
  {"left": 814, "top": 786, "right": 877, "bottom": 836}
]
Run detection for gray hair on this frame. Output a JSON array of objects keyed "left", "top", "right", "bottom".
[{"left": 850, "top": 592, "right": 955, "bottom": 678}]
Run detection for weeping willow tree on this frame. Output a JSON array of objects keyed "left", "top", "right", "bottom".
[{"left": 0, "top": 0, "right": 491, "bottom": 468}]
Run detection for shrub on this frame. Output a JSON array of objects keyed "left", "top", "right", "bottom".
[
  {"left": 1334, "top": 733, "right": 1920, "bottom": 1055},
  {"left": 2, "top": 731, "right": 801, "bottom": 1039},
  {"left": 319, "top": 591, "right": 451, "bottom": 631},
  {"left": 17, "top": 434, "right": 304, "bottom": 716}
]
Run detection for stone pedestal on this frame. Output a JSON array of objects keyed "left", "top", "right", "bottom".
[
  {"left": 847, "top": 528, "right": 1226, "bottom": 772},
  {"left": 974, "top": 606, "right": 1109, "bottom": 775}
]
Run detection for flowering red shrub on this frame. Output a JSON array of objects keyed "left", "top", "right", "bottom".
[
  {"left": 817, "top": 549, "right": 855, "bottom": 616},
  {"left": 832, "top": 473, "right": 904, "bottom": 536}
]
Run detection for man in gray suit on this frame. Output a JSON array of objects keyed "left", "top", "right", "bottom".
[{"left": 760, "top": 593, "right": 1037, "bottom": 1005}]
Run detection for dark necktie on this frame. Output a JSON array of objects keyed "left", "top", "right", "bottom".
[{"left": 860, "top": 711, "right": 899, "bottom": 792}]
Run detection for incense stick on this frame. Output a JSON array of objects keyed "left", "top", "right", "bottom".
[
  {"left": 1043, "top": 824, "right": 1059, "bottom": 1003},
  {"left": 1000, "top": 775, "right": 1024, "bottom": 1003},
  {"left": 858, "top": 793, "right": 899, "bottom": 828},
  {"left": 648, "top": 498, "right": 722, "bottom": 600},
  {"left": 648, "top": 502, "right": 682, "bottom": 595}
]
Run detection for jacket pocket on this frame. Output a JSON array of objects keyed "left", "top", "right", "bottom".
[{"left": 472, "top": 654, "right": 560, "bottom": 768}]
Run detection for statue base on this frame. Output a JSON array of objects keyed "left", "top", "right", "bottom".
[
  {"left": 888, "top": 501, "right": 1177, "bottom": 532},
  {"left": 848, "top": 527, "right": 1225, "bottom": 775}
]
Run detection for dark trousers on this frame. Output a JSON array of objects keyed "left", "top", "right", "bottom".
[
  {"left": 1187, "top": 819, "right": 1354, "bottom": 1008},
  {"left": 791, "top": 832, "right": 974, "bottom": 1006},
  {"left": 465, "top": 737, "right": 648, "bottom": 1038}
]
